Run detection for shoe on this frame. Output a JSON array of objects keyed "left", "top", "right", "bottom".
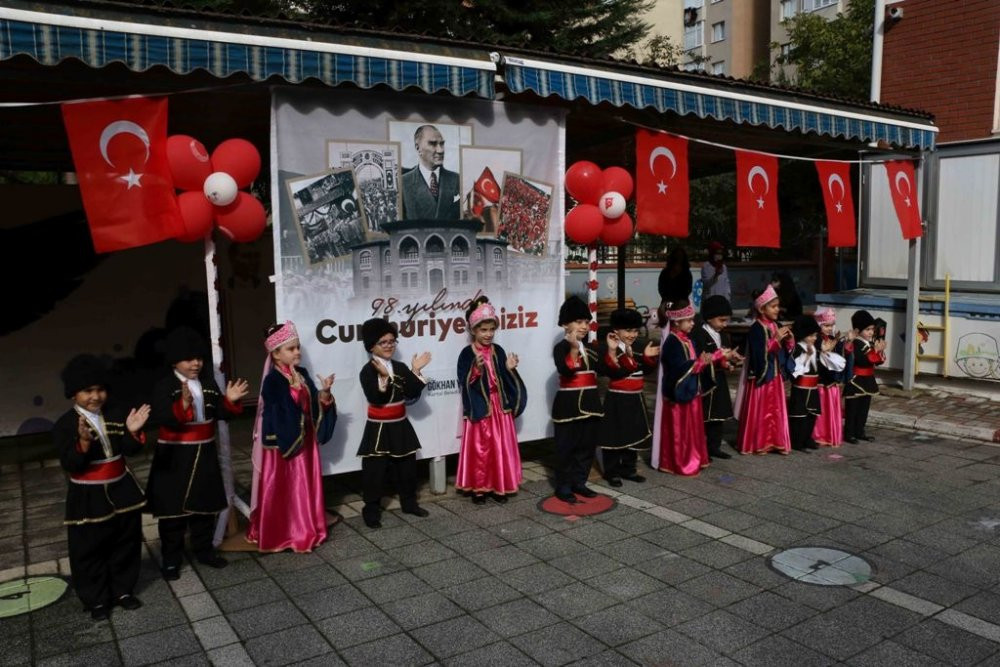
[
  {"left": 710, "top": 451, "right": 733, "bottom": 460},
  {"left": 161, "top": 565, "right": 180, "bottom": 581},
  {"left": 554, "top": 492, "right": 579, "bottom": 504},
  {"left": 805, "top": 440, "right": 820, "bottom": 450},
  {"left": 489, "top": 493, "right": 509, "bottom": 504},
  {"left": 472, "top": 494, "right": 487, "bottom": 505},
  {"left": 607, "top": 477, "right": 623, "bottom": 488},
  {"left": 622, "top": 474, "right": 646, "bottom": 483},
  {"left": 364, "top": 516, "right": 382, "bottom": 529},
  {"left": 196, "top": 554, "right": 228, "bottom": 569},
  {"left": 858, "top": 435, "right": 873, "bottom": 442},
  {"left": 402, "top": 505, "right": 430, "bottom": 517},
  {"left": 792, "top": 446, "right": 813, "bottom": 453},
  {"left": 116, "top": 594, "right": 142, "bottom": 611},
  {"left": 573, "top": 486, "right": 598, "bottom": 498},
  {"left": 90, "top": 605, "right": 109, "bottom": 621},
  {"left": 844, "top": 437, "right": 859, "bottom": 444}
]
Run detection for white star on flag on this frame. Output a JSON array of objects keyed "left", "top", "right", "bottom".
[
  {"left": 835, "top": 201, "right": 843, "bottom": 213},
  {"left": 904, "top": 197, "right": 911, "bottom": 207},
  {"left": 756, "top": 196, "right": 765, "bottom": 209},
  {"left": 657, "top": 180, "right": 667, "bottom": 194},
  {"left": 118, "top": 168, "right": 143, "bottom": 189}
]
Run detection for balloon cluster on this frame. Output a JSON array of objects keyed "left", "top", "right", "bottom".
[
  {"left": 564, "top": 162, "right": 635, "bottom": 247},
  {"left": 166, "top": 136, "right": 267, "bottom": 244}
]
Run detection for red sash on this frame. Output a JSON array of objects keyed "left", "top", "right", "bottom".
[
  {"left": 854, "top": 367, "right": 875, "bottom": 377},
  {"left": 70, "top": 456, "right": 126, "bottom": 484},
  {"left": 157, "top": 421, "right": 215, "bottom": 444},
  {"left": 794, "top": 375, "right": 819, "bottom": 388},
  {"left": 368, "top": 402, "right": 406, "bottom": 421},
  {"left": 608, "top": 377, "right": 644, "bottom": 392},
  {"left": 559, "top": 371, "right": 597, "bottom": 389}
]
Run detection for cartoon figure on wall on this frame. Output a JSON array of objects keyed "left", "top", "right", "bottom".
[{"left": 955, "top": 333, "right": 1000, "bottom": 379}]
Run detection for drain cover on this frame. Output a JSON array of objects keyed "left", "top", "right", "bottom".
[
  {"left": 0, "top": 576, "right": 70, "bottom": 618},
  {"left": 768, "top": 547, "right": 873, "bottom": 586}
]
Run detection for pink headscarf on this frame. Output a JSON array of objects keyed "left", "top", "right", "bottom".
[{"left": 754, "top": 285, "right": 779, "bottom": 312}]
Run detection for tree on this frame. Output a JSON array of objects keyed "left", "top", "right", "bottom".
[{"left": 767, "top": 0, "right": 875, "bottom": 100}]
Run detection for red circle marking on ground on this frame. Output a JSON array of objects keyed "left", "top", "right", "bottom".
[{"left": 538, "top": 493, "right": 616, "bottom": 516}]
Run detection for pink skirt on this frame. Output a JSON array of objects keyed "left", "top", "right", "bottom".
[
  {"left": 812, "top": 384, "right": 843, "bottom": 447},
  {"left": 247, "top": 441, "right": 327, "bottom": 553},
  {"left": 456, "top": 389, "right": 522, "bottom": 495},
  {"left": 737, "top": 376, "right": 791, "bottom": 455},
  {"left": 657, "top": 399, "right": 709, "bottom": 476}
]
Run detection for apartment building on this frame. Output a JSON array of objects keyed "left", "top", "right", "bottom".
[{"left": 680, "top": 0, "right": 770, "bottom": 77}]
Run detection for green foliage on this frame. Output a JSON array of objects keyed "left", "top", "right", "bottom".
[
  {"left": 0, "top": 171, "right": 59, "bottom": 185},
  {"left": 769, "top": 0, "right": 875, "bottom": 99},
  {"left": 625, "top": 34, "right": 685, "bottom": 69}
]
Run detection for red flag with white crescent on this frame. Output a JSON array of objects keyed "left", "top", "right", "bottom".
[
  {"left": 884, "top": 160, "right": 923, "bottom": 240},
  {"left": 815, "top": 161, "right": 857, "bottom": 247},
  {"left": 735, "top": 150, "right": 780, "bottom": 248},
  {"left": 474, "top": 167, "right": 502, "bottom": 204},
  {"left": 61, "top": 97, "right": 183, "bottom": 253},
  {"left": 635, "top": 129, "right": 689, "bottom": 237}
]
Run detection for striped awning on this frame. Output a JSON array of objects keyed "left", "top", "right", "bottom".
[
  {"left": 0, "top": 7, "right": 495, "bottom": 98},
  {"left": 503, "top": 56, "right": 937, "bottom": 150}
]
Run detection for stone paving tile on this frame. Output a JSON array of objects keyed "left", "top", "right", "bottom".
[
  {"left": 890, "top": 570, "right": 980, "bottom": 607},
  {"left": 845, "top": 639, "right": 945, "bottom": 667},
  {"left": 473, "top": 597, "right": 561, "bottom": 638},
  {"left": 679, "top": 540, "right": 755, "bottom": 569},
  {"left": 381, "top": 590, "right": 464, "bottom": 630},
  {"left": 465, "top": 545, "right": 540, "bottom": 573},
  {"left": 517, "top": 533, "right": 590, "bottom": 560},
  {"left": 596, "top": 537, "right": 671, "bottom": 566},
  {"left": 338, "top": 633, "right": 433, "bottom": 667},
  {"left": 316, "top": 606, "right": 401, "bottom": 650},
  {"left": 504, "top": 561, "right": 576, "bottom": 595},
  {"left": 191, "top": 616, "right": 238, "bottom": 650},
  {"left": 572, "top": 603, "right": 664, "bottom": 647},
  {"left": 626, "top": 586, "right": 716, "bottom": 627},
  {"left": 117, "top": 625, "right": 203, "bottom": 667},
  {"left": 109, "top": 599, "right": 189, "bottom": 640},
  {"left": 892, "top": 618, "right": 1000, "bottom": 666},
  {"left": 438, "top": 528, "right": 511, "bottom": 555},
  {"left": 954, "top": 590, "right": 1000, "bottom": 626},
  {"left": 585, "top": 567, "right": 665, "bottom": 601},
  {"left": 441, "top": 576, "right": 524, "bottom": 612},
  {"left": 595, "top": 508, "right": 667, "bottom": 536},
  {"left": 617, "top": 627, "right": 721, "bottom": 666},
  {"left": 561, "top": 522, "right": 632, "bottom": 547},
  {"left": 195, "top": 557, "right": 268, "bottom": 590},
  {"left": 212, "top": 576, "right": 287, "bottom": 613},
  {"left": 773, "top": 579, "right": 861, "bottom": 612},
  {"left": 726, "top": 590, "right": 816, "bottom": 631},
  {"left": 641, "top": 524, "right": 711, "bottom": 551},
  {"left": 443, "top": 640, "right": 539, "bottom": 667},
  {"left": 295, "top": 583, "right": 372, "bottom": 622},
  {"left": 271, "top": 562, "right": 347, "bottom": 596},
  {"left": 2, "top": 630, "right": 32, "bottom": 666},
  {"left": 633, "top": 553, "right": 712, "bottom": 585},
  {"left": 729, "top": 634, "right": 833, "bottom": 667},
  {"left": 676, "top": 570, "right": 763, "bottom": 607},
  {"left": 781, "top": 613, "right": 886, "bottom": 661},
  {"left": 356, "top": 570, "right": 433, "bottom": 603},
  {"left": 677, "top": 608, "right": 770, "bottom": 653},
  {"left": 409, "top": 615, "right": 501, "bottom": 660},
  {"left": 548, "top": 550, "right": 622, "bottom": 580},
  {"left": 531, "top": 580, "right": 620, "bottom": 620},
  {"left": 35, "top": 642, "right": 123, "bottom": 667},
  {"left": 411, "top": 556, "right": 488, "bottom": 591},
  {"left": 510, "top": 621, "right": 608, "bottom": 667},
  {"left": 330, "top": 553, "right": 407, "bottom": 582},
  {"left": 228, "top": 599, "right": 308, "bottom": 641}
]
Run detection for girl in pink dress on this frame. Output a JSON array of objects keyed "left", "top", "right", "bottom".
[
  {"left": 658, "top": 301, "right": 723, "bottom": 476},
  {"left": 812, "top": 307, "right": 852, "bottom": 447},
  {"left": 247, "top": 321, "right": 337, "bottom": 553},
  {"left": 456, "top": 297, "right": 528, "bottom": 504},
  {"left": 735, "top": 286, "right": 793, "bottom": 455}
]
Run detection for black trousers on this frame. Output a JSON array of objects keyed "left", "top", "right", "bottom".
[
  {"left": 705, "top": 421, "right": 725, "bottom": 455},
  {"left": 844, "top": 395, "right": 872, "bottom": 439},
  {"left": 602, "top": 448, "right": 638, "bottom": 479},
  {"left": 361, "top": 454, "right": 418, "bottom": 515},
  {"left": 67, "top": 510, "right": 141, "bottom": 609},
  {"left": 554, "top": 418, "right": 598, "bottom": 495},
  {"left": 789, "top": 414, "right": 817, "bottom": 450},
  {"left": 158, "top": 513, "right": 217, "bottom": 568}
]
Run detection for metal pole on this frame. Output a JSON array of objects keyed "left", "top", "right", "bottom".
[
  {"left": 901, "top": 237, "right": 921, "bottom": 391},
  {"left": 870, "top": 0, "right": 886, "bottom": 103},
  {"left": 617, "top": 246, "right": 626, "bottom": 309}
]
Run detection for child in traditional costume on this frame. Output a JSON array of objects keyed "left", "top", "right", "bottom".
[
  {"left": 55, "top": 355, "right": 149, "bottom": 620},
  {"left": 658, "top": 301, "right": 719, "bottom": 476},
  {"left": 844, "top": 309, "right": 886, "bottom": 443},
  {"left": 247, "top": 321, "right": 337, "bottom": 553},
  {"left": 788, "top": 316, "right": 824, "bottom": 452},
  {"left": 456, "top": 296, "right": 528, "bottom": 504},
  {"left": 147, "top": 327, "right": 248, "bottom": 580},
  {"left": 735, "top": 286, "right": 793, "bottom": 455},
  {"left": 691, "top": 296, "right": 741, "bottom": 460},
  {"left": 597, "top": 308, "right": 659, "bottom": 486},
  {"left": 812, "top": 307, "right": 853, "bottom": 447},
  {"left": 551, "top": 296, "right": 603, "bottom": 503},
  {"left": 357, "top": 318, "right": 431, "bottom": 529}
]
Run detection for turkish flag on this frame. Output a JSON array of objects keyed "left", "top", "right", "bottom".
[
  {"left": 635, "top": 129, "right": 689, "bottom": 237},
  {"left": 884, "top": 160, "right": 923, "bottom": 239},
  {"left": 815, "top": 161, "right": 857, "bottom": 247},
  {"left": 62, "top": 97, "right": 183, "bottom": 253},
  {"left": 735, "top": 150, "right": 780, "bottom": 248},
  {"left": 474, "top": 167, "right": 502, "bottom": 204}
]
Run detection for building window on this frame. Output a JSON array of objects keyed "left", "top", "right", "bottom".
[
  {"left": 362, "top": 276, "right": 370, "bottom": 289},
  {"left": 426, "top": 235, "right": 444, "bottom": 254},
  {"left": 462, "top": 270, "right": 468, "bottom": 284},
  {"left": 684, "top": 21, "right": 704, "bottom": 50},
  {"left": 476, "top": 246, "right": 483, "bottom": 261},
  {"left": 493, "top": 247, "right": 503, "bottom": 263},
  {"left": 780, "top": 0, "right": 797, "bottom": 20},
  {"left": 495, "top": 271, "right": 502, "bottom": 283},
  {"left": 383, "top": 249, "right": 390, "bottom": 266},
  {"left": 682, "top": 61, "right": 705, "bottom": 72},
  {"left": 803, "top": 0, "right": 836, "bottom": 11},
  {"left": 712, "top": 61, "right": 725, "bottom": 75},
  {"left": 401, "top": 273, "right": 408, "bottom": 288},
  {"left": 477, "top": 271, "right": 483, "bottom": 283},
  {"left": 384, "top": 275, "right": 391, "bottom": 289},
  {"left": 451, "top": 237, "right": 469, "bottom": 258},
  {"left": 453, "top": 270, "right": 461, "bottom": 284},
  {"left": 683, "top": 0, "right": 703, "bottom": 7},
  {"left": 400, "top": 237, "right": 419, "bottom": 262},
  {"left": 780, "top": 43, "right": 792, "bottom": 59},
  {"left": 711, "top": 22, "right": 725, "bottom": 43},
  {"left": 359, "top": 250, "right": 372, "bottom": 269}
]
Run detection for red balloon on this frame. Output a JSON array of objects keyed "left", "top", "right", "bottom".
[
  {"left": 211, "top": 138, "right": 262, "bottom": 189},
  {"left": 166, "top": 135, "right": 213, "bottom": 192},
  {"left": 565, "top": 204, "right": 604, "bottom": 245},
  {"left": 565, "top": 161, "right": 603, "bottom": 205},
  {"left": 176, "top": 191, "right": 214, "bottom": 242},
  {"left": 600, "top": 213, "right": 634, "bottom": 246},
  {"left": 601, "top": 166, "right": 634, "bottom": 200},
  {"left": 215, "top": 193, "right": 267, "bottom": 243}
]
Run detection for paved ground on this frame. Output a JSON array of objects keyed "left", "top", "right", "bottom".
[{"left": 6, "top": 413, "right": 1000, "bottom": 666}]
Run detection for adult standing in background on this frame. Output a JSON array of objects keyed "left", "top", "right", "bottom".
[
  {"left": 657, "top": 246, "right": 693, "bottom": 305},
  {"left": 771, "top": 271, "right": 803, "bottom": 320},
  {"left": 700, "top": 241, "right": 731, "bottom": 302}
]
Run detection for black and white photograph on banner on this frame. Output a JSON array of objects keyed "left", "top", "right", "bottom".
[
  {"left": 326, "top": 140, "right": 401, "bottom": 234},
  {"left": 497, "top": 173, "right": 554, "bottom": 256},
  {"left": 286, "top": 168, "right": 368, "bottom": 265},
  {"left": 387, "top": 120, "right": 472, "bottom": 221},
  {"left": 459, "top": 145, "right": 522, "bottom": 236}
]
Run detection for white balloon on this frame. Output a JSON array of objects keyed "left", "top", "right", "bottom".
[
  {"left": 203, "top": 172, "right": 238, "bottom": 206},
  {"left": 598, "top": 191, "right": 627, "bottom": 219}
]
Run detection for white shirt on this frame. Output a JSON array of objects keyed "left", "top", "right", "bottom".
[
  {"left": 702, "top": 322, "right": 722, "bottom": 349},
  {"left": 174, "top": 370, "right": 205, "bottom": 422},
  {"left": 700, "top": 262, "right": 731, "bottom": 302},
  {"left": 418, "top": 163, "right": 441, "bottom": 192}
]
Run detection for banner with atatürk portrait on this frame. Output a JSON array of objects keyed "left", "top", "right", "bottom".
[{"left": 271, "top": 87, "right": 566, "bottom": 474}]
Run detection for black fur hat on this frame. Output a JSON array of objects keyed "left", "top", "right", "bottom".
[
  {"left": 61, "top": 354, "right": 108, "bottom": 398},
  {"left": 164, "top": 326, "right": 208, "bottom": 365},
  {"left": 851, "top": 309, "right": 876, "bottom": 332},
  {"left": 609, "top": 308, "right": 643, "bottom": 330},
  {"left": 792, "top": 315, "right": 821, "bottom": 341},
  {"left": 558, "top": 296, "right": 591, "bottom": 326},
  {"left": 700, "top": 295, "right": 733, "bottom": 320},
  {"left": 361, "top": 318, "right": 397, "bottom": 351}
]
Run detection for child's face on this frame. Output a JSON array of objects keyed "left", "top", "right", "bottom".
[
  {"left": 371, "top": 335, "right": 397, "bottom": 361},
  {"left": 859, "top": 325, "right": 876, "bottom": 341},
  {"left": 73, "top": 385, "right": 107, "bottom": 412},
  {"left": 272, "top": 340, "right": 301, "bottom": 368},
  {"left": 615, "top": 328, "right": 640, "bottom": 346},
  {"left": 706, "top": 316, "right": 729, "bottom": 332},
  {"left": 820, "top": 322, "right": 835, "bottom": 337},
  {"left": 175, "top": 358, "right": 203, "bottom": 379},
  {"left": 674, "top": 318, "right": 695, "bottom": 333},
  {"left": 802, "top": 333, "right": 818, "bottom": 346},
  {"left": 564, "top": 319, "right": 589, "bottom": 341},
  {"left": 472, "top": 321, "right": 497, "bottom": 347},
  {"left": 760, "top": 299, "right": 780, "bottom": 321}
]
